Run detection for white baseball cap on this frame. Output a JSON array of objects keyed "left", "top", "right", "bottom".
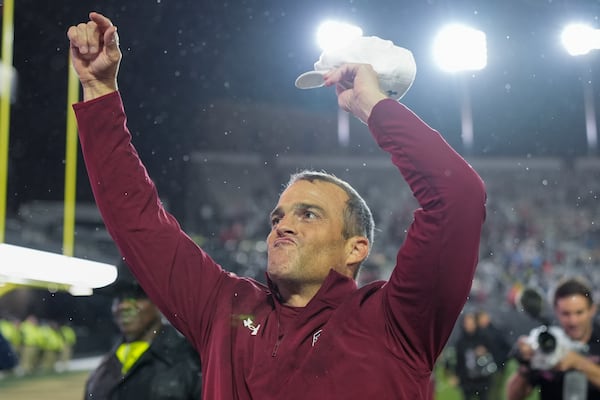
[{"left": 295, "top": 36, "right": 417, "bottom": 100}]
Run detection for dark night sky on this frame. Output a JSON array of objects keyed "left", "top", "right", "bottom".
[{"left": 4, "top": 0, "right": 600, "bottom": 211}]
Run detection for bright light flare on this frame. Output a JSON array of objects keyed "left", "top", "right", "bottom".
[
  {"left": 0, "top": 62, "right": 17, "bottom": 103},
  {"left": 561, "top": 23, "right": 600, "bottom": 56},
  {"left": 316, "top": 21, "right": 363, "bottom": 52},
  {"left": 433, "top": 24, "right": 487, "bottom": 72},
  {"left": 0, "top": 243, "right": 118, "bottom": 294}
]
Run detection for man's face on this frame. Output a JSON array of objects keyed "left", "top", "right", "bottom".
[
  {"left": 555, "top": 294, "right": 597, "bottom": 342},
  {"left": 267, "top": 179, "right": 352, "bottom": 286},
  {"left": 463, "top": 314, "right": 477, "bottom": 334},
  {"left": 112, "top": 296, "right": 161, "bottom": 342}
]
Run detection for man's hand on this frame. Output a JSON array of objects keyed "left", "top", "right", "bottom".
[
  {"left": 67, "top": 12, "right": 121, "bottom": 100},
  {"left": 555, "top": 350, "right": 586, "bottom": 372},
  {"left": 515, "top": 335, "right": 535, "bottom": 362},
  {"left": 323, "top": 63, "right": 387, "bottom": 124}
]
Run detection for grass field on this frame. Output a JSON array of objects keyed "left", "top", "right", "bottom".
[
  {"left": 0, "top": 360, "right": 540, "bottom": 399},
  {"left": 3, "top": 370, "right": 457, "bottom": 400},
  {"left": 0, "top": 371, "right": 90, "bottom": 400},
  {"left": 433, "top": 359, "right": 540, "bottom": 400}
]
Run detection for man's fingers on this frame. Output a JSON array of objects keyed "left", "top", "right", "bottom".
[
  {"left": 323, "top": 68, "right": 345, "bottom": 87},
  {"left": 67, "top": 23, "right": 86, "bottom": 53},
  {"left": 103, "top": 26, "right": 120, "bottom": 55},
  {"left": 66, "top": 26, "right": 78, "bottom": 46},
  {"left": 324, "top": 64, "right": 361, "bottom": 86},
  {"left": 89, "top": 12, "right": 114, "bottom": 31},
  {"left": 85, "top": 22, "right": 100, "bottom": 54},
  {"left": 66, "top": 21, "right": 97, "bottom": 55},
  {"left": 89, "top": 12, "right": 120, "bottom": 57},
  {"left": 67, "top": 15, "right": 119, "bottom": 59}
]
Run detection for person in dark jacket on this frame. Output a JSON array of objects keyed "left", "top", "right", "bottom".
[
  {"left": 67, "top": 12, "right": 486, "bottom": 399},
  {"left": 0, "top": 330, "right": 18, "bottom": 372},
  {"left": 454, "top": 311, "right": 498, "bottom": 400},
  {"left": 476, "top": 309, "right": 511, "bottom": 398},
  {"left": 85, "top": 261, "right": 202, "bottom": 399}
]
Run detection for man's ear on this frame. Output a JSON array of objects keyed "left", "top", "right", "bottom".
[{"left": 346, "top": 236, "right": 370, "bottom": 267}]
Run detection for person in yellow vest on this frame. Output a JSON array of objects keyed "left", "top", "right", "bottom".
[
  {"left": 38, "top": 320, "right": 66, "bottom": 373},
  {"left": 0, "top": 317, "right": 21, "bottom": 358},
  {"left": 18, "top": 314, "right": 43, "bottom": 375},
  {"left": 57, "top": 323, "right": 77, "bottom": 372},
  {"left": 85, "top": 261, "right": 202, "bottom": 399}
]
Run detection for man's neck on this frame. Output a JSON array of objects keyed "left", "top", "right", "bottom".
[
  {"left": 275, "top": 282, "right": 322, "bottom": 308},
  {"left": 582, "top": 325, "right": 594, "bottom": 344},
  {"left": 125, "top": 319, "right": 162, "bottom": 343},
  {"left": 283, "top": 294, "right": 313, "bottom": 308}
]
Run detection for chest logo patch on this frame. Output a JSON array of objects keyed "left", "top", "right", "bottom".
[
  {"left": 312, "top": 329, "right": 323, "bottom": 347},
  {"left": 243, "top": 317, "right": 261, "bottom": 336}
]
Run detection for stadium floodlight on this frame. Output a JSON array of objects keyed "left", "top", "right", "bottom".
[
  {"left": 315, "top": 20, "right": 363, "bottom": 147},
  {"left": 433, "top": 24, "right": 487, "bottom": 154},
  {"left": 433, "top": 24, "right": 487, "bottom": 72},
  {"left": 316, "top": 20, "right": 363, "bottom": 52},
  {"left": 561, "top": 23, "right": 600, "bottom": 56},
  {"left": 0, "top": 243, "right": 118, "bottom": 296},
  {"left": 562, "top": 23, "right": 600, "bottom": 154}
]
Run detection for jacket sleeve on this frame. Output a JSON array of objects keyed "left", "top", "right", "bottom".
[
  {"left": 73, "top": 92, "right": 230, "bottom": 346},
  {"left": 184, "top": 343, "right": 203, "bottom": 399},
  {"left": 368, "top": 99, "right": 486, "bottom": 370}
]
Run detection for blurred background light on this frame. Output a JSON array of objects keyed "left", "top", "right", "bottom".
[
  {"left": 315, "top": 21, "right": 364, "bottom": 147},
  {"left": 0, "top": 62, "right": 17, "bottom": 103},
  {"left": 316, "top": 20, "right": 363, "bottom": 52},
  {"left": 433, "top": 24, "right": 487, "bottom": 72},
  {"left": 561, "top": 23, "right": 600, "bottom": 56}
]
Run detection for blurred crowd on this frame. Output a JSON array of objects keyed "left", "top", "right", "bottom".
[
  {"left": 0, "top": 314, "right": 76, "bottom": 377},
  {"left": 6, "top": 157, "right": 600, "bottom": 301},
  {"left": 2, "top": 156, "right": 599, "bottom": 398},
  {"left": 183, "top": 159, "right": 600, "bottom": 297}
]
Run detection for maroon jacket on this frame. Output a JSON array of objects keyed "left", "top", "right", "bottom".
[{"left": 74, "top": 93, "right": 486, "bottom": 399}]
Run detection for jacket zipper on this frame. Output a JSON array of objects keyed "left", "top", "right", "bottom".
[
  {"left": 272, "top": 313, "right": 283, "bottom": 357},
  {"left": 272, "top": 334, "right": 283, "bottom": 357}
]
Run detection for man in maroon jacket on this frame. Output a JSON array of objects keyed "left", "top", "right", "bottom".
[{"left": 67, "top": 12, "right": 486, "bottom": 399}]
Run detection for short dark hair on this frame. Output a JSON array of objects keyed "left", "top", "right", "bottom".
[
  {"left": 97, "top": 259, "right": 148, "bottom": 299},
  {"left": 553, "top": 277, "right": 594, "bottom": 307},
  {"left": 286, "top": 170, "right": 375, "bottom": 248}
]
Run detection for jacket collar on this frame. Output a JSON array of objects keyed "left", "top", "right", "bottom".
[
  {"left": 114, "top": 324, "right": 180, "bottom": 368},
  {"left": 266, "top": 269, "right": 357, "bottom": 310}
]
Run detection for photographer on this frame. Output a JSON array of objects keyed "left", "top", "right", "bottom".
[
  {"left": 506, "top": 278, "right": 600, "bottom": 400},
  {"left": 453, "top": 311, "right": 498, "bottom": 400}
]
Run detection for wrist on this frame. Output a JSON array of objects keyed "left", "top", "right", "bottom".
[
  {"left": 81, "top": 79, "right": 118, "bottom": 101},
  {"left": 517, "top": 364, "right": 531, "bottom": 378},
  {"left": 357, "top": 94, "right": 387, "bottom": 125},
  {"left": 571, "top": 353, "right": 588, "bottom": 373}
]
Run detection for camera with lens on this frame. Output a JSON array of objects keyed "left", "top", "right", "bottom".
[{"left": 525, "top": 325, "right": 587, "bottom": 370}]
